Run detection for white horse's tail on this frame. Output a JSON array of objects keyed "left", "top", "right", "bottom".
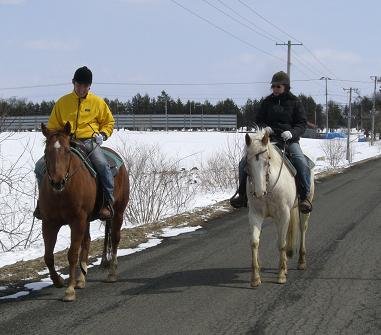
[{"left": 286, "top": 207, "right": 299, "bottom": 258}]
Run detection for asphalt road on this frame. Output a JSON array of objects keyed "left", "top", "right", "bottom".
[{"left": 1, "top": 159, "right": 381, "bottom": 335}]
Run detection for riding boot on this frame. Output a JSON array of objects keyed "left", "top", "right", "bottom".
[
  {"left": 230, "top": 180, "right": 248, "bottom": 208},
  {"left": 99, "top": 200, "right": 114, "bottom": 220},
  {"left": 299, "top": 197, "right": 312, "bottom": 214},
  {"left": 33, "top": 200, "right": 42, "bottom": 220}
]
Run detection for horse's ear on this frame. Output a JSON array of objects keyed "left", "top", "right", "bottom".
[
  {"left": 245, "top": 133, "right": 251, "bottom": 146},
  {"left": 41, "top": 123, "right": 49, "bottom": 138},
  {"left": 262, "top": 132, "right": 269, "bottom": 145},
  {"left": 64, "top": 121, "right": 71, "bottom": 135}
]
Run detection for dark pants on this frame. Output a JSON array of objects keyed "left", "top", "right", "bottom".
[
  {"left": 238, "top": 142, "right": 311, "bottom": 199},
  {"left": 35, "top": 139, "right": 114, "bottom": 203}
]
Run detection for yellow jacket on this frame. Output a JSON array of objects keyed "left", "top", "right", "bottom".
[{"left": 47, "top": 91, "right": 114, "bottom": 139}]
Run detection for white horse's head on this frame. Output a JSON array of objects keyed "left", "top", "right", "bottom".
[{"left": 245, "top": 129, "right": 270, "bottom": 198}]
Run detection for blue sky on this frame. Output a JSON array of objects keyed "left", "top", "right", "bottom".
[{"left": 0, "top": 0, "right": 380, "bottom": 106}]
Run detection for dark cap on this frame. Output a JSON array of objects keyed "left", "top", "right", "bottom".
[
  {"left": 73, "top": 66, "right": 92, "bottom": 85},
  {"left": 271, "top": 71, "right": 290, "bottom": 86}
]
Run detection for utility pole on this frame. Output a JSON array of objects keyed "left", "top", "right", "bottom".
[
  {"left": 370, "top": 76, "right": 379, "bottom": 145},
  {"left": 320, "top": 77, "right": 331, "bottom": 132},
  {"left": 276, "top": 40, "right": 303, "bottom": 81},
  {"left": 165, "top": 99, "right": 168, "bottom": 132},
  {"left": 343, "top": 87, "right": 358, "bottom": 162}
]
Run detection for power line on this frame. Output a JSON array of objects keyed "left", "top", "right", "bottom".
[
  {"left": 0, "top": 83, "right": 70, "bottom": 91},
  {"left": 0, "top": 78, "right": 326, "bottom": 91},
  {"left": 301, "top": 45, "right": 337, "bottom": 79},
  {"left": 237, "top": 0, "right": 339, "bottom": 80},
  {"left": 201, "top": 0, "right": 278, "bottom": 42},
  {"left": 238, "top": 0, "right": 301, "bottom": 42},
  {"left": 169, "top": 0, "right": 284, "bottom": 62},
  {"left": 213, "top": 0, "right": 285, "bottom": 43}
]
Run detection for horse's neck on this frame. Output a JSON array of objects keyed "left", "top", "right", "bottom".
[
  {"left": 268, "top": 143, "right": 282, "bottom": 167},
  {"left": 268, "top": 143, "right": 291, "bottom": 179}
]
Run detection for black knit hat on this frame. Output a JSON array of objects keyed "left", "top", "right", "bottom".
[
  {"left": 271, "top": 71, "right": 290, "bottom": 86},
  {"left": 73, "top": 66, "right": 92, "bottom": 85}
]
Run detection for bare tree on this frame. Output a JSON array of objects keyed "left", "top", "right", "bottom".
[{"left": 320, "top": 139, "right": 346, "bottom": 170}]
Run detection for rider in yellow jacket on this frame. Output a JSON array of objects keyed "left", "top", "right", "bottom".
[
  {"left": 48, "top": 91, "right": 114, "bottom": 140},
  {"left": 34, "top": 66, "right": 116, "bottom": 220}
]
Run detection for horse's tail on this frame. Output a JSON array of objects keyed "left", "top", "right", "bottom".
[
  {"left": 100, "top": 219, "right": 112, "bottom": 269},
  {"left": 286, "top": 207, "right": 299, "bottom": 258}
]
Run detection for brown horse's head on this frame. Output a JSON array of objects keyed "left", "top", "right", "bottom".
[{"left": 42, "top": 121, "right": 72, "bottom": 192}]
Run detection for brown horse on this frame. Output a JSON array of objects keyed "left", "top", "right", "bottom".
[{"left": 39, "top": 121, "right": 129, "bottom": 301}]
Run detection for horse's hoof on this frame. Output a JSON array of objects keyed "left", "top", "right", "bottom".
[
  {"left": 53, "top": 276, "right": 65, "bottom": 288},
  {"left": 104, "top": 274, "right": 117, "bottom": 283},
  {"left": 278, "top": 276, "right": 287, "bottom": 284},
  {"left": 63, "top": 287, "right": 76, "bottom": 302},
  {"left": 250, "top": 278, "right": 261, "bottom": 287},
  {"left": 75, "top": 280, "right": 86, "bottom": 289},
  {"left": 298, "top": 262, "right": 307, "bottom": 270}
]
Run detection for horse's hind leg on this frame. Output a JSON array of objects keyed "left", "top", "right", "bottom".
[
  {"left": 276, "top": 211, "right": 290, "bottom": 284},
  {"left": 298, "top": 213, "right": 310, "bottom": 270},
  {"left": 249, "top": 210, "right": 263, "bottom": 287},
  {"left": 76, "top": 223, "right": 90, "bottom": 289},
  {"left": 42, "top": 222, "right": 64, "bottom": 288},
  {"left": 105, "top": 212, "right": 123, "bottom": 283}
]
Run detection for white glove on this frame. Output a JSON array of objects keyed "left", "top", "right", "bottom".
[
  {"left": 264, "top": 126, "right": 273, "bottom": 134},
  {"left": 94, "top": 133, "right": 104, "bottom": 145},
  {"left": 281, "top": 130, "right": 292, "bottom": 141}
]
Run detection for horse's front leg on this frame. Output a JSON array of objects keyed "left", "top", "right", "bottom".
[
  {"left": 298, "top": 212, "right": 310, "bottom": 270},
  {"left": 76, "top": 223, "right": 90, "bottom": 289},
  {"left": 42, "top": 221, "right": 64, "bottom": 288},
  {"left": 249, "top": 209, "right": 264, "bottom": 287},
  {"left": 276, "top": 209, "right": 290, "bottom": 284},
  {"left": 64, "top": 218, "right": 86, "bottom": 302}
]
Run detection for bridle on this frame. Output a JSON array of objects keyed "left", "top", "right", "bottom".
[
  {"left": 247, "top": 142, "right": 286, "bottom": 198},
  {"left": 45, "top": 149, "right": 72, "bottom": 192},
  {"left": 44, "top": 138, "right": 99, "bottom": 191}
]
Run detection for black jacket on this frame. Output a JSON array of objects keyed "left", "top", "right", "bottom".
[{"left": 256, "top": 92, "right": 307, "bottom": 143}]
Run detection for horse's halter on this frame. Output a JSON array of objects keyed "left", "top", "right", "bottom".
[
  {"left": 44, "top": 141, "right": 72, "bottom": 192},
  {"left": 247, "top": 144, "right": 270, "bottom": 198},
  {"left": 246, "top": 142, "right": 286, "bottom": 199}
]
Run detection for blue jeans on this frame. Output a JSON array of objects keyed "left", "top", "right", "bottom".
[
  {"left": 35, "top": 139, "right": 115, "bottom": 203},
  {"left": 82, "top": 139, "right": 114, "bottom": 203},
  {"left": 287, "top": 142, "right": 311, "bottom": 199},
  {"left": 238, "top": 142, "right": 310, "bottom": 199}
]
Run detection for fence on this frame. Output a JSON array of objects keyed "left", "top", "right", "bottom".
[{"left": 0, "top": 114, "right": 237, "bottom": 131}]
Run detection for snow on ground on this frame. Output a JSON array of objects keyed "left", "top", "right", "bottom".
[{"left": 0, "top": 129, "right": 380, "bottom": 299}]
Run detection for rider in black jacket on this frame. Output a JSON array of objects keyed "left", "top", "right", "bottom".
[{"left": 230, "top": 71, "right": 312, "bottom": 213}]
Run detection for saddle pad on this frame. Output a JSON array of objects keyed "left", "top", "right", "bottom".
[{"left": 70, "top": 146, "right": 124, "bottom": 178}]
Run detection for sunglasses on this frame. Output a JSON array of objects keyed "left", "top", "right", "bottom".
[{"left": 271, "top": 85, "right": 282, "bottom": 89}]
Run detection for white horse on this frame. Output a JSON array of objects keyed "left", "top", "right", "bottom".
[{"left": 245, "top": 130, "right": 314, "bottom": 287}]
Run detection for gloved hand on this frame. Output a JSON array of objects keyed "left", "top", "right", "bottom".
[
  {"left": 281, "top": 130, "right": 292, "bottom": 141},
  {"left": 264, "top": 126, "right": 273, "bottom": 134},
  {"left": 94, "top": 133, "right": 104, "bottom": 145}
]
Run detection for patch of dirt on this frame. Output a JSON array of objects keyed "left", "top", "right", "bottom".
[{"left": 0, "top": 200, "right": 234, "bottom": 295}]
